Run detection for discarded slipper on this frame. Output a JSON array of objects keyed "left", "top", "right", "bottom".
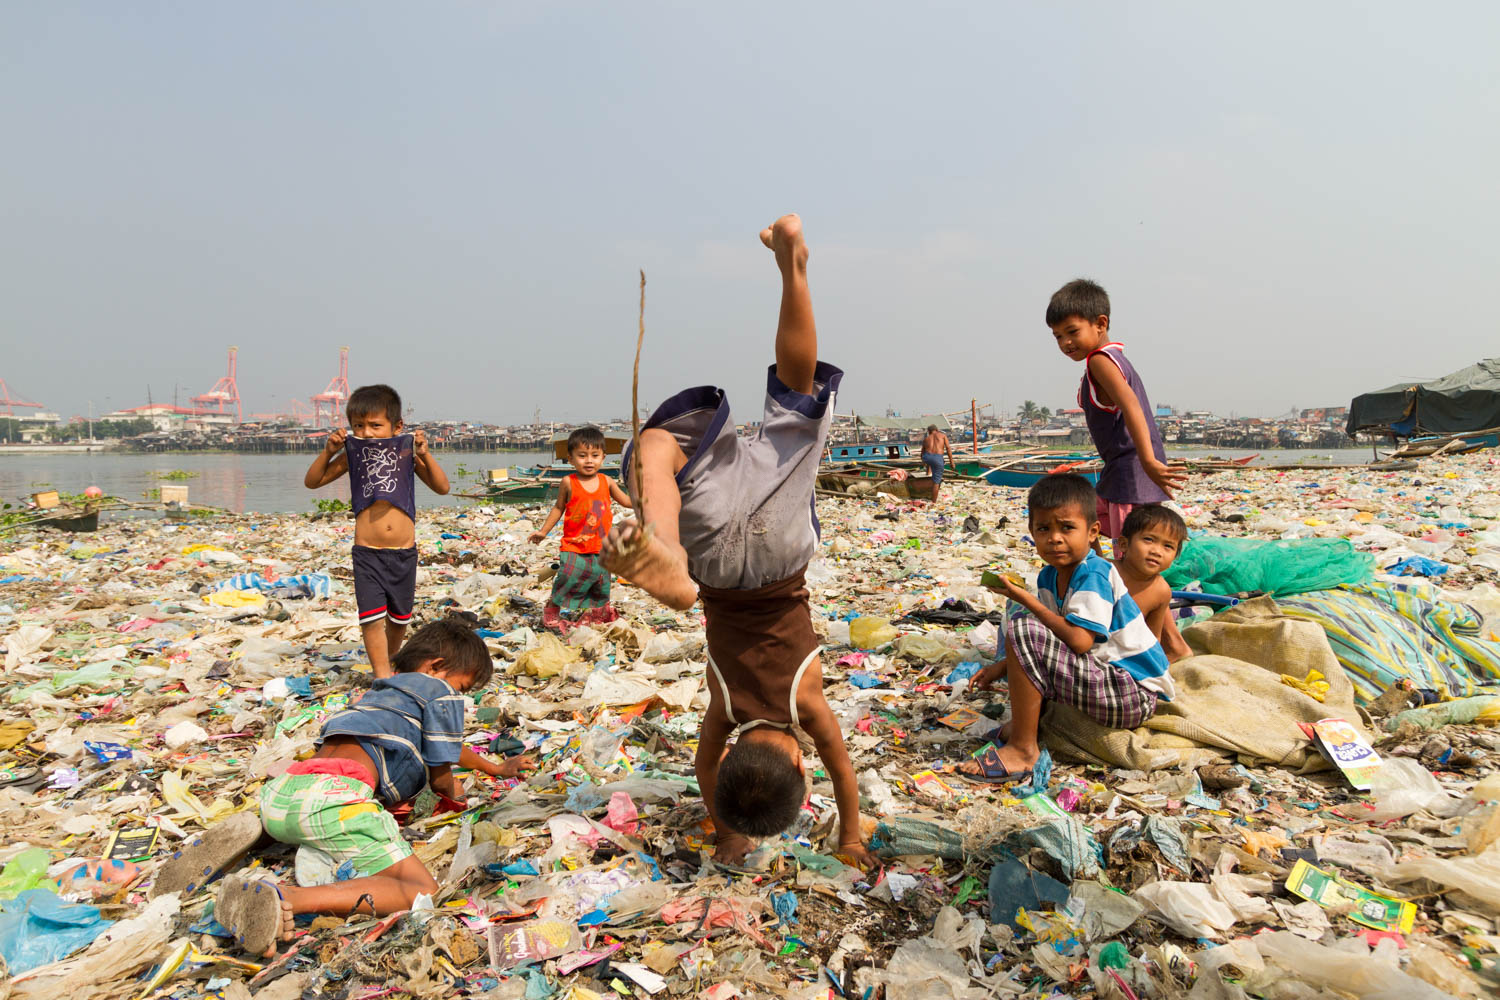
[
  {"left": 215, "top": 875, "right": 285, "bottom": 958},
  {"left": 151, "top": 810, "right": 263, "bottom": 900},
  {"left": 0, "top": 764, "right": 39, "bottom": 787},
  {"left": 959, "top": 743, "right": 1033, "bottom": 786}
]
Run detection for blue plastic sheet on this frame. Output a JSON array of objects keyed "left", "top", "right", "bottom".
[
  {"left": 0, "top": 889, "right": 113, "bottom": 975},
  {"left": 847, "top": 672, "right": 883, "bottom": 689},
  {"left": 771, "top": 891, "right": 799, "bottom": 926},
  {"left": 944, "top": 661, "right": 982, "bottom": 685},
  {"left": 1388, "top": 555, "right": 1449, "bottom": 577}
]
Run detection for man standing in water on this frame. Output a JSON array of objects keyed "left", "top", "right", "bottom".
[{"left": 922, "top": 424, "right": 955, "bottom": 502}]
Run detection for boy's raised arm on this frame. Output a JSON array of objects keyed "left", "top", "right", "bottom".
[
  {"left": 304, "top": 428, "right": 349, "bottom": 489},
  {"left": 1086, "top": 354, "right": 1185, "bottom": 498},
  {"left": 412, "top": 430, "right": 450, "bottom": 495}
]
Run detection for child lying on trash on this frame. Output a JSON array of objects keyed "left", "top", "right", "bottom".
[
  {"left": 602, "top": 214, "right": 875, "bottom": 869},
  {"left": 1112, "top": 504, "right": 1192, "bottom": 662},
  {"left": 152, "top": 619, "right": 535, "bottom": 957},
  {"left": 963, "top": 475, "right": 1174, "bottom": 784}
]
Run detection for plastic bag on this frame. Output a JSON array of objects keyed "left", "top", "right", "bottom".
[
  {"left": 1162, "top": 535, "right": 1373, "bottom": 596},
  {"left": 604, "top": 792, "right": 639, "bottom": 835},
  {"left": 1384, "top": 696, "right": 1500, "bottom": 732},
  {"left": 1364, "top": 756, "right": 1462, "bottom": 821},
  {"left": 0, "top": 889, "right": 113, "bottom": 975},
  {"left": 850, "top": 617, "right": 900, "bottom": 650},
  {"left": 1252, "top": 930, "right": 1453, "bottom": 1000},
  {"left": 510, "top": 633, "right": 577, "bottom": 678},
  {"left": 1134, "top": 881, "right": 1237, "bottom": 938},
  {"left": 1373, "top": 845, "right": 1500, "bottom": 913},
  {"left": 0, "top": 849, "right": 50, "bottom": 901},
  {"left": 894, "top": 633, "right": 957, "bottom": 664},
  {"left": 855, "top": 937, "right": 989, "bottom": 1000}
]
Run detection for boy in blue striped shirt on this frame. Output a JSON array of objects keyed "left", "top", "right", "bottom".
[{"left": 968, "top": 475, "right": 1173, "bottom": 783}]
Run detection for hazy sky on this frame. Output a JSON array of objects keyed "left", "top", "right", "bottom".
[{"left": 4, "top": 3, "right": 1497, "bottom": 426}]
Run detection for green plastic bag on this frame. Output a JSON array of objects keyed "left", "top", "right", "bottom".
[
  {"left": 0, "top": 848, "right": 50, "bottom": 901},
  {"left": 1163, "top": 536, "right": 1373, "bottom": 597}
]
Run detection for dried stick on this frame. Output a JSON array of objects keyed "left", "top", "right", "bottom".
[{"left": 623, "top": 270, "right": 651, "bottom": 554}]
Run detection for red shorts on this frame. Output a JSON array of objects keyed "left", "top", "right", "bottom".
[{"left": 1097, "top": 497, "right": 1134, "bottom": 546}]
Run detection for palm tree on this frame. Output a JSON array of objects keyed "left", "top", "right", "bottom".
[
  {"left": 1018, "top": 400, "right": 1040, "bottom": 424},
  {"left": 1039, "top": 406, "right": 1052, "bottom": 422}
]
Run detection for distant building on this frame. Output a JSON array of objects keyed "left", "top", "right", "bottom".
[
  {"left": 5, "top": 411, "right": 61, "bottom": 442},
  {"left": 103, "top": 404, "right": 235, "bottom": 433}
]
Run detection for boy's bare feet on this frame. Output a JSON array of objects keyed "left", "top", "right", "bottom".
[
  {"left": 759, "top": 214, "right": 809, "bottom": 269},
  {"left": 712, "top": 831, "right": 755, "bottom": 865},
  {"left": 603, "top": 521, "right": 698, "bottom": 611}
]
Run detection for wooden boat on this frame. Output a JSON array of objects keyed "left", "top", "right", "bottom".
[
  {"left": 973, "top": 453, "right": 1103, "bottom": 488},
  {"left": 825, "top": 440, "right": 915, "bottom": 464},
  {"left": 465, "top": 430, "right": 626, "bottom": 504},
  {"left": 817, "top": 468, "right": 937, "bottom": 501},
  {"left": 1387, "top": 427, "right": 1500, "bottom": 459}
]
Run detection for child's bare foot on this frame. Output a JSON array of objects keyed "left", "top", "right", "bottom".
[
  {"left": 712, "top": 831, "right": 755, "bottom": 865},
  {"left": 759, "top": 214, "right": 808, "bottom": 269},
  {"left": 956, "top": 742, "right": 1039, "bottom": 783},
  {"left": 602, "top": 521, "right": 698, "bottom": 611}
]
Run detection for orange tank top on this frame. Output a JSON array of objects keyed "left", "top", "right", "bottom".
[{"left": 560, "top": 474, "right": 611, "bottom": 555}]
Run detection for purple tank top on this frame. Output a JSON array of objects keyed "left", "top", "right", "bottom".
[
  {"left": 345, "top": 434, "right": 417, "bottom": 521},
  {"left": 1079, "top": 344, "right": 1169, "bottom": 505}
]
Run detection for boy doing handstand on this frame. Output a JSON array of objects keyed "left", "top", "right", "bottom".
[
  {"left": 528, "top": 426, "right": 634, "bottom": 632},
  {"left": 303, "top": 385, "right": 450, "bottom": 678},
  {"left": 968, "top": 475, "right": 1174, "bottom": 782},
  {"left": 602, "top": 215, "right": 874, "bottom": 868}
]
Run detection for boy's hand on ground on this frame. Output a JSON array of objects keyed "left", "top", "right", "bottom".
[
  {"left": 972, "top": 662, "right": 1006, "bottom": 691},
  {"left": 413, "top": 429, "right": 428, "bottom": 456},
  {"left": 1143, "top": 459, "right": 1188, "bottom": 497},
  {"left": 527, "top": 531, "right": 545, "bottom": 544},
  {"left": 496, "top": 754, "right": 537, "bottom": 778},
  {"left": 324, "top": 428, "right": 346, "bottom": 454},
  {"left": 835, "top": 841, "right": 879, "bottom": 871}
]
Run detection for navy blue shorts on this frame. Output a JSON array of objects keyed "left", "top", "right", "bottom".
[
  {"left": 921, "top": 452, "right": 945, "bottom": 487},
  {"left": 352, "top": 546, "right": 417, "bottom": 627}
]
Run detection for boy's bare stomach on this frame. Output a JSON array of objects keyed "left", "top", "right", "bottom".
[
  {"left": 315, "top": 736, "right": 380, "bottom": 782},
  {"left": 355, "top": 501, "right": 415, "bottom": 548}
]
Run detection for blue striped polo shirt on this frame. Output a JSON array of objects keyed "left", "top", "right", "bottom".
[
  {"left": 318, "top": 673, "right": 467, "bottom": 804},
  {"left": 1034, "top": 551, "right": 1174, "bottom": 699}
]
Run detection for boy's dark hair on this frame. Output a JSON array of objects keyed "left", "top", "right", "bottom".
[
  {"left": 1046, "top": 278, "right": 1111, "bottom": 327},
  {"left": 347, "top": 384, "right": 402, "bottom": 426},
  {"left": 1028, "top": 474, "right": 1099, "bottom": 522},
  {"left": 393, "top": 617, "right": 493, "bottom": 688},
  {"left": 1121, "top": 504, "right": 1188, "bottom": 544},
  {"left": 566, "top": 425, "right": 606, "bottom": 454},
  {"left": 713, "top": 738, "right": 805, "bottom": 837}
]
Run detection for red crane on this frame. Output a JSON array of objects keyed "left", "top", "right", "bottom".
[
  {"left": 0, "top": 377, "right": 44, "bottom": 419},
  {"left": 312, "top": 347, "right": 350, "bottom": 428},
  {"left": 191, "top": 347, "right": 242, "bottom": 422}
]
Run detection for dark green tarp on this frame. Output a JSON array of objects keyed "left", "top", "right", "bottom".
[{"left": 1347, "top": 358, "right": 1500, "bottom": 436}]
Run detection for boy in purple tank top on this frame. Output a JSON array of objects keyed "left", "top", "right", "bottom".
[{"left": 1046, "top": 279, "right": 1186, "bottom": 552}]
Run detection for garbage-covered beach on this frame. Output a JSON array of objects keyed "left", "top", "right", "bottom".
[{"left": 2, "top": 453, "right": 1499, "bottom": 1000}]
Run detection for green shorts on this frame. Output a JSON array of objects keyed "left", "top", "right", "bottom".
[{"left": 259, "top": 770, "right": 411, "bottom": 877}]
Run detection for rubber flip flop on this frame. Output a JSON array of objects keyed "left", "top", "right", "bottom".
[
  {"left": 151, "top": 811, "right": 263, "bottom": 900},
  {"left": 216, "top": 876, "right": 286, "bottom": 958},
  {"left": 0, "top": 764, "right": 39, "bottom": 786},
  {"left": 959, "top": 743, "right": 1033, "bottom": 786}
]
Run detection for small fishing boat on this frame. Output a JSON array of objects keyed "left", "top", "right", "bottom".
[
  {"left": 817, "top": 467, "right": 937, "bottom": 501},
  {"left": 976, "top": 453, "right": 1103, "bottom": 489},
  {"left": 825, "top": 440, "right": 916, "bottom": 464},
  {"left": 463, "top": 430, "right": 627, "bottom": 505}
]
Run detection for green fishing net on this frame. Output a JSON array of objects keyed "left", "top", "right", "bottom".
[{"left": 1162, "top": 535, "right": 1374, "bottom": 597}]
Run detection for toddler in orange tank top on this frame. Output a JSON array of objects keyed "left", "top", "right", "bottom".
[{"left": 528, "top": 426, "right": 634, "bottom": 632}]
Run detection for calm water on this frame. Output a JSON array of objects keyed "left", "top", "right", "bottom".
[
  {"left": 0, "top": 446, "right": 1383, "bottom": 516},
  {"left": 0, "top": 451, "right": 552, "bottom": 514}
]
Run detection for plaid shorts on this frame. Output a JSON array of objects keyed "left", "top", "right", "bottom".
[
  {"left": 259, "top": 770, "right": 411, "bottom": 876},
  {"left": 549, "top": 551, "right": 612, "bottom": 612},
  {"left": 1006, "top": 614, "right": 1158, "bottom": 729}
]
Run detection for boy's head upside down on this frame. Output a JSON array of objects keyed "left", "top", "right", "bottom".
[{"left": 713, "top": 728, "right": 807, "bottom": 837}]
